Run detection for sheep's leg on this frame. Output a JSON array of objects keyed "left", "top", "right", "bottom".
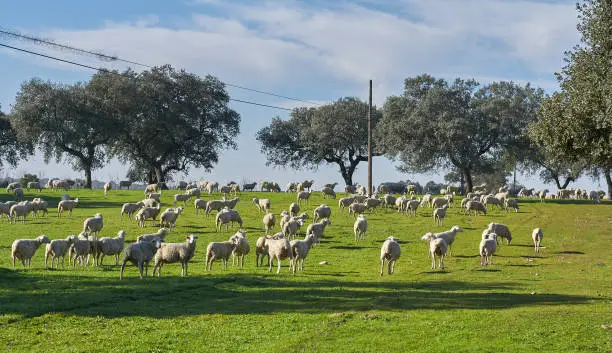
[
  {"left": 380, "top": 258, "right": 385, "bottom": 276},
  {"left": 388, "top": 259, "right": 393, "bottom": 275},
  {"left": 241, "top": 255, "right": 244, "bottom": 269},
  {"left": 115, "top": 254, "right": 119, "bottom": 266},
  {"left": 431, "top": 255, "right": 435, "bottom": 270},
  {"left": 276, "top": 257, "right": 282, "bottom": 274},
  {"left": 138, "top": 262, "right": 144, "bottom": 279},
  {"left": 268, "top": 256, "right": 273, "bottom": 272}
]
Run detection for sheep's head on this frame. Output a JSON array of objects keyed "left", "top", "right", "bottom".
[
  {"left": 79, "top": 232, "right": 89, "bottom": 240},
  {"left": 421, "top": 233, "right": 433, "bottom": 241},
  {"left": 94, "top": 213, "right": 103, "bottom": 219},
  {"left": 117, "top": 230, "right": 127, "bottom": 238},
  {"left": 176, "top": 207, "right": 184, "bottom": 214},
  {"left": 488, "top": 233, "right": 498, "bottom": 241},
  {"left": 252, "top": 198, "right": 258, "bottom": 204},
  {"left": 186, "top": 234, "right": 198, "bottom": 243},
  {"left": 387, "top": 236, "right": 399, "bottom": 243},
  {"left": 451, "top": 226, "right": 463, "bottom": 233},
  {"left": 322, "top": 218, "right": 331, "bottom": 226},
  {"left": 506, "top": 234, "right": 512, "bottom": 244},
  {"left": 38, "top": 235, "right": 51, "bottom": 244}
]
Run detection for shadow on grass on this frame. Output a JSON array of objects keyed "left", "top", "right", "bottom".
[
  {"left": 0, "top": 268, "right": 597, "bottom": 321},
  {"left": 329, "top": 246, "right": 377, "bottom": 250},
  {"left": 556, "top": 251, "right": 585, "bottom": 255}
]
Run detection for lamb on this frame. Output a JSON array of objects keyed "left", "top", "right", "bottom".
[
  {"left": 27, "top": 181, "right": 42, "bottom": 192},
  {"left": 103, "top": 182, "right": 112, "bottom": 196},
  {"left": 121, "top": 202, "right": 144, "bottom": 220},
  {"left": 430, "top": 225, "right": 463, "bottom": 257},
  {"left": 338, "top": 197, "right": 355, "bottom": 211},
  {"left": 479, "top": 233, "right": 498, "bottom": 266},
  {"left": 313, "top": 204, "right": 332, "bottom": 222},
  {"left": 504, "top": 199, "right": 519, "bottom": 213},
  {"left": 146, "top": 192, "right": 162, "bottom": 202},
  {"left": 96, "top": 230, "right": 127, "bottom": 265},
  {"left": 138, "top": 228, "right": 170, "bottom": 243},
  {"left": 70, "top": 232, "right": 91, "bottom": 267},
  {"left": 348, "top": 202, "right": 368, "bottom": 218},
  {"left": 465, "top": 200, "right": 487, "bottom": 216},
  {"left": 252, "top": 197, "right": 271, "bottom": 214},
  {"left": 353, "top": 214, "right": 367, "bottom": 241},
  {"left": 205, "top": 239, "right": 236, "bottom": 271},
  {"left": 215, "top": 208, "right": 243, "bottom": 232},
  {"left": 160, "top": 206, "right": 183, "bottom": 231},
  {"left": 173, "top": 193, "right": 191, "bottom": 206},
  {"left": 57, "top": 198, "right": 80, "bottom": 217},
  {"left": 282, "top": 217, "right": 305, "bottom": 240},
  {"left": 485, "top": 222, "right": 512, "bottom": 245},
  {"left": 11, "top": 235, "right": 51, "bottom": 268},
  {"left": 9, "top": 202, "right": 33, "bottom": 224},
  {"left": 321, "top": 187, "right": 336, "bottom": 199},
  {"left": 135, "top": 204, "right": 162, "bottom": 228},
  {"left": 152, "top": 234, "right": 198, "bottom": 277},
  {"left": 45, "top": 235, "right": 75, "bottom": 268},
  {"left": 421, "top": 233, "right": 448, "bottom": 270},
  {"left": 297, "top": 191, "right": 311, "bottom": 205},
  {"left": 306, "top": 218, "right": 331, "bottom": 241},
  {"left": 266, "top": 237, "right": 295, "bottom": 274},
  {"left": 433, "top": 204, "right": 449, "bottom": 226},
  {"left": 290, "top": 233, "right": 317, "bottom": 271},
  {"left": 263, "top": 213, "right": 276, "bottom": 233},
  {"left": 230, "top": 230, "right": 250, "bottom": 268},
  {"left": 289, "top": 202, "right": 300, "bottom": 217},
  {"left": 532, "top": 228, "right": 544, "bottom": 253},
  {"left": 380, "top": 236, "right": 401, "bottom": 275},
  {"left": 120, "top": 236, "right": 162, "bottom": 279},
  {"left": 194, "top": 199, "right": 207, "bottom": 215}
]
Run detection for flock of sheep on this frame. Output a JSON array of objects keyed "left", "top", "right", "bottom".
[{"left": 5, "top": 179, "right": 603, "bottom": 279}]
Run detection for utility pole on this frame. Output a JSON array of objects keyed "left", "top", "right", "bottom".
[{"left": 367, "top": 79, "right": 373, "bottom": 197}]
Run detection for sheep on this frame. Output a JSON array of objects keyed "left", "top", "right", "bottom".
[
  {"left": 160, "top": 207, "right": 183, "bottom": 231},
  {"left": 345, "top": 185, "right": 357, "bottom": 194},
  {"left": 119, "top": 180, "right": 132, "bottom": 189},
  {"left": 205, "top": 199, "right": 226, "bottom": 216},
  {"left": 32, "top": 199, "right": 48, "bottom": 218},
  {"left": 353, "top": 214, "right": 367, "bottom": 241},
  {"left": 348, "top": 202, "right": 368, "bottom": 218},
  {"left": 420, "top": 193, "right": 433, "bottom": 207},
  {"left": 395, "top": 196, "right": 406, "bottom": 213},
  {"left": 70, "top": 232, "right": 91, "bottom": 267},
  {"left": 230, "top": 184, "right": 240, "bottom": 196},
  {"left": 406, "top": 199, "right": 420, "bottom": 216},
  {"left": 0, "top": 201, "right": 15, "bottom": 221},
  {"left": 26, "top": 181, "right": 42, "bottom": 192},
  {"left": 321, "top": 187, "right": 336, "bottom": 199},
  {"left": 138, "top": 228, "right": 170, "bottom": 243},
  {"left": 323, "top": 182, "right": 338, "bottom": 190},
  {"left": 479, "top": 233, "right": 498, "bottom": 266},
  {"left": 313, "top": 204, "right": 332, "bottom": 222},
  {"left": 145, "top": 183, "right": 159, "bottom": 193},
  {"left": 83, "top": 213, "right": 104, "bottom": 265},
  {"left": 364, "top": 198, "right": 382, "bottom": 212},
  {"left": 485, "top": 222, "right": 512, "bottom": 245},
  {"left": 135, "top": 204, "right": 162, "bottom": 228},
  {"left": 589, "top": 190, "right": 601, "bottom": 204},
  {"left": 285, "top": 182, "right": 296, "bottom": 193},
  {"left": 282, "top": 217, "right": 305, "bottom": 240},
  {"left": 194, "top": 198, "right": 207, "bottom": 215},
  {"left": 465, "top": 200, "right": 487, "bottom": 216},
  {"left": 290, "top": 233, "right": 317, "bottom": 271},
  {"left": 45, "top": 235, "right": 75, "bottom": 268},
  {"left": 9, "top": 202, "right": 33, "bottom": 224},
  {"left": 266, "top": 237, "right": 295, "bottom": 274},
  {"left": 6, "top": 182, "right": 21, "bottom": 193},
  {"left": 141, "top": 198, "right": 159, "bottom": 208},
  {"left": 215, "top": 208, "right": 243, "bottom": 232},
  {"left": 11, "top": 235, "right": 50, "bottom": 268},
  {"left": 253, "top": 197, "right": 271, "bottom": 214},
  {"left": 433, "top": 204, "right": 449, "bottom": 226},
  {"left": 120, "top": 237, "right": 162, "bottom": 279},
  {"left": 52, "top": 179, "right": 70, "bottom": 191},
  {"left": 224, "top": 197, "right": 240, "bottom": 210},
  {"left": 297, "top": 191, "right": 311, "bottom": 205},
  {"left": 263, "top": 213, "right": 276, "bottom": 233},
  {"left": 103, "top": 182, "right": 112, "bottom": 196},
  {"left": 186, "top": 187, "right": 201, "bottom": 198},
  {"left": 206, "top": 181, "right": 219, "bottom": 194},
  {"left": 539, "top": 189, "right": 549, "bottom": 202},
  {"left": 12, "top": 187, "right": 24, "bottom": 201},
  {"left": 96, "top": 230, "right": 127, "bottom": 266},
  {"left": 146, "top": 192, "right": 162, "bottom": 202},
  {"left": 121, "top": 202, "right": 144, "bottom": 220},
  {"left": 431, "top": 225, "right": 463, "bottom": 257},
  {"left": 421, "top": 233, "right": 448, "bottom": 270},
  {"left": 504, "top": 199, "right": 519, "bottom": 213},
  {"left": 173, "top": 193, "right": 191, "bottom": 206},
  {"left": 279, "top": 210, "right": 291, "bottom": 230},
  {"left": 382, "top": 194, "right": 396, "bottom": 211},
  {"left": 205, "top": 239, "right": 236, "bottom": 271},
  {"left": 152, "top": 234, "right": 198, "bottom": 277},
  {"left": 431, "top": 197, "right": 449, "bottom": 209},
  {"left": 242, "top": 182, "right": 257, "bottom": 191},
  {"left": 338, "top": 197, "right": 355, "bottom": 211},
  {"left": 57, "top": 198, "right": 80, "bottom": 217},
  {"left": 289, "top": 202, "right": 300, "bottom": 217},
  {"left": 230, "top": 230, "right": 250, "bottom": 268},
  {"left": 220, "top": 185, "right": 232, "bottom": 197},
  {"left": 358, "top": 186, "right": 367, "bottom": 196},
  {"left": 483, "top": 195, "right": 503, "bottom": 209},
  {"left": 353, "top": 195, "right": 368, "bottom": 203},
  {"left": 306, "top": 218, "right": 331, "bottom": 241},
  {"left": 301, "top": 180, "right": 314, "bottom": 191},
  {"left": 532, "top": 228, "right": 544, "bottom": 253},
  {"left": 380, "top": 236, "right": 401, "bottom": 275}
]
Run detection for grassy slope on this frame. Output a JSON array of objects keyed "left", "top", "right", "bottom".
[{"left": 0, "top": 189, "right": 610, "bottom": 352}]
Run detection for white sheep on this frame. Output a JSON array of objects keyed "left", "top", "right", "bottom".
[
  {"left": 120, "top": 236, "right": 162, "bottom": 279},
  {"left": 538, "top": 189, "right": 549, "bottom": 202},
  {"left": 205, "top": 199, "right": 226, "bottom": 216},
  {"left": 121, "top": 202, "right": 144, "bottom": 220},
  {"left": 297, "top": 191, "right": 311, "bottom": 205},
  {"left": 405, "top": 199, "right": 420, "bottom": 216},
  {"left": 485, "top": 222, "right": 512, "bottom": 245},
  {"left": 313, "top": 204, "right": 332, "bottom": 222},
  {"left": 160, "top": 206, "right": 183, "bottom": 231},
  {"left": 479, "top": 233, "right": 498, "bottom": 266},
  {"left": 504, "top": 199, "right": 520, "bottom": 213},
  {"left": 97, "top": 230, "right": 127, "bottom": 266},
  {"left": 146, "top": 192, "right": 162, "bottom": 202},
  {"left": 9, "top": 202, "right": 33, "bottom": 224},
  {"left": 12, "top": 235, "right": 51, "bottom": 268},
  {"left": 104, "top": 182, "right": 112, "bottom": 196},
  {"left": 82, "top": 213, "right": 104, "bottom": 265},
  {"left": 338, "top": 197, "right": 355, "bottom": 211},
  {"left": 266, "top": 237, "right": 295, "bottom": 274},
  {"left": 348, "top": 203, "right": 368, "bottom": 218},
  {"left": 431, "top": 197, "right": 449, "bottom": 209},
  {"left": 420, "top": 193, "right": 433, "bottom": 207},
  {"left": 205, "top": 239, "right": 236, "bottom": 271},
  {"left": 589, "top": 190, "right": 601, "bottom": 204},
  {"left": 306, "top": 218, "right": 331, "bottom": 242},
  {"left": 141, "top": 198, "right": 159, "bottom": 208},
  {"left": 138, "top": 228, "right": 170, "bottom": 243},
  {"left": 152, "top": 234, "right": 198, "bottom": 277},
  {"left": 194, "top": 198, "right": 207, "bottom": 216},
  {"left": 321, "top": 187, "right": 336, "bottom": 199},
  {"left": 26, "top": 181, "right": 42, "bottom": 192},
  {"left": 282, "top": 217, "right": 305, "bottom": 240},
  {"left": 433, "top": 204, "right": 448, "bottom": 226},
  {"left": 353, "top": 214, "right": 367, "bottom": 241},
  {"left": 45, "top": 235, "right": 75, "bottom": 268},
  {"left": 173, "top": 193, "right": 191, "bottom": 206},
  {"left": 421, "top": 233, "right": 448, "bottom": 270},
  {"left": 289, "top": 202, "right": 300, "bottom": 217},
  {"left": 135, "top": 204, "right": 162, "bottom": 228},
  {"left": 252, "top": 197, "right": 271, "bottom": 214},
  {"left": 57, "top": 198, "right": 80, "bottom": 217},
  {"left": 532, "top": 228, "right": 543, "bottom": 253},
  {"left": 464, "top": 200, "right": 487, "bottom": 216},
  {"left": 145, "top": 183, "right": 159, "bottom": 193},
  {"left": 70, "top": 232, "right": 91, "bottom": 267},
  {"left": 380, "top": 236, "right": 401, "bottom": 275},
  {"left": 290, "top": 233, "right": 317, "bottom": 271},
  {"left": 215, "top": 208, "right": 243, "bottom": 232},
  {"left": 255, "top": 232, "right": 284, "bottom": 267},
  {"left": 431, "top": 225, "right": 463, "bottom": 257},
  {"left": 230, "top": 230, "right": 250, "bottom": 268},
  {"left": 263, "top": 213, "right": 276, "bottom": 233}
]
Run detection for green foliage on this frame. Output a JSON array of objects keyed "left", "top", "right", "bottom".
[
  {"left": 0, "top": 104, "right": 32, "bottom": 169},
  {"left": 377, "top": 75, "right": 542, "bottom": 192},
  {"left": 19, "top": 173, "right": 38, "bottom": 186},
  {"left": 257, "top": 97, "right": 383, "bottom": 185},
  {"left": 0, "top": 189, "right": 609, "bottom": 352}
]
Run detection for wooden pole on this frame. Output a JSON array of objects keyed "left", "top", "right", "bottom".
[{"left": 367, "top": 80, "right": 373, "bottom": 197}]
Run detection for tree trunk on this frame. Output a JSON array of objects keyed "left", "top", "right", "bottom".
[
  {"left": 154, "top": 167, "right": 163, "bottom": 184},
  {"left": 605, "top": 168, "right": 612, "bottom": 199},
  {"left": 559, "top": 177, "right": 572, "bottom": 190},
  {"left": 460, "top": 171, "right": 465, "bottom": 195},
  {"left": 463, "top": 168, "right": 473, "bottom": 193},
  {"left": 84, "top": 166, "right": 92, "bottom": 189},
  {"left": 339, "top": 164, "right": 353, "bottom": 186}
]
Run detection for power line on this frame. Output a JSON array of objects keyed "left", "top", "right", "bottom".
[
  {"left": 0, "top": 42, "right": 293, "bottom": 111},
  {"left": 0, "top": 28, "right": 322, "bottom": 106}
]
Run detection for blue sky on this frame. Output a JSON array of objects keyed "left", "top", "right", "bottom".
[{"left": 0, "top": 0, "right": 604, "bottom": 190}]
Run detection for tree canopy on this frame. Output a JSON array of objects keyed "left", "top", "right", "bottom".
[
  {"left": 256, "top": 97, "right": 383, "bottom": 186},
  {"left": 377, "top": 74, "right": 542, "bottom": 192},
  {"left": 0, "top": 104, "right": 32, "bottom": 170}
]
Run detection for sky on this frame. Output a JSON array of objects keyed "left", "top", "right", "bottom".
[{"left": 0, "top": 0, "right": 606, "bottom": 191}]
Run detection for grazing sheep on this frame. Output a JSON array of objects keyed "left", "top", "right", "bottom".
[
  {"left": 338, "top": 197, "right": 355, "bottom": 211},
  {"left": 0, "top": 201, "right": 14, "bottom": 221},
  {"left": 70, "top": 232, "right": 91, "bottom": 267},
  {"left": 120, "top": 237, "right": 162, "bottom": 279},
  {"left": 485, "top": 222, "right": 512, "bottom": 245},
  {"left": 121, "top": 202, "right": 144, "bottom": 220},
  {"left": 205, "top": 199, "right": 226, "bottom": 216},
  {"left": 242, "top": 182, "right": 257, "bottom": 191},
  {"left": 138, "top": 228, "right": 170, "bottom": 243},
  {"left": 465, "top": 200, "right": 487, "bottom": 216},
  {"left": 532, "top": 228, "right": 544, "bottom": 253},
  {"left": 230, "top": 184, "right": 240, "bottom": 196},
  {"left": 12, "top": 235, "right": 51, "bottom": 268},
  {"left": 382, "top": 194, "right": 396, "bottom": 211},
  {"left": 538, "top": 189, "right": 549, "bottom": 202},
  {"left": 353, "top": 195, "right": 368, "bottom": 203},
  {"left": 6, "top": 182, "right": 21, "bottom": 193},
  {"left": 160, "top": 207, "right": 183, "bottom": 231},
  {"left": 282, "top": 217, "right": 305, "bottom": 240},
  {"left": 589, "top": 190, "right": 601, "bottom": 204},
  {"left": 421, "top": 233, "right": 448, "bottom": 270},
  {"left": 405, "top": 199, "right": 420, "bottom": 216},
  {"left": 313, "top": 204, "right": 332, "bottom": 222},
  {"left": 141, "top": 198, "right": 158, "bottom": 208},
  {"left": 431, "top": 225, "right": 463, "bottom": 257},
  {"left": 321, "top": 187, "right": 336, "bottom": 199},
  {"left": 420, "top": 194, "right": 433, "bottom": 207},
  {"left": 103, "top": 182, "right": 112, "bottom": 196},
  {"left": 323, "top": 182, "right": 338, "bottom": 190},
  {"left": 119, "top": 180, "right": 132, "bottom": 189},
  {"left": 505, "top": 199, "right": 519, "bottom": 213},
  {"left": 230, "top": 230, "right": 250, "bottom": 268},
  {"left": 358, "top": 186, "right": 367, "bottom": 196},
  {"left": 252, "top": 197, "right": 271, "bottom": 214},
  {"left": 479, "top": 233, "right": 498, "bottom": 266},
  {"left": 205, "top": 239, "right": 236, "bottom": 271},
  {"left": 9, "top": 202, "right": 33, "bottom": 224},
  {"left": 289, "top": 202, "right": 300, "bottom": 217},
  {"left": 57, "top": 198, "right": 80, "bottom": 217},
  {"left": 483, "top": 195, "right": 503, "bottom": 209},
  {"left": 306, "top": 218, "right": 331, "bottom": 241},
  {"left": 353, "top": 214, "right": 367, "bottom": 241},
  {"left": 431, "top": 197, "right": 449, "bottom": 209},
  {"left": 348, "top": 202, "right": 369, "bottom": 218},
  {"left": 255, "top": 232, "right": 283, "bottom": 267},
  {"left": 145, "top": 183, "right": 159, "bottom": 194},
  {"left": 96, "top": 230, "right": 127, "bottom": 266},
  {"left": 194, "top": 198, "right": 207, "bottom": 216},
  {"left": 45, "top": 235, "right": 75, "bottom": 268},
  {"left": 26, "top": 181, "right": 42, "bottom": 192},
  {"left": 206, "top": 181, "right": 219, "bottom": 194},
  {"left": 146, "top": 192, "right": 162, "bottom": 202},
  {"left": 173, "top": 193, "right": 191, "bottom": 206},
  {"left": 433, "top": 204, "right": 449, "bottom": 226},
  {"left": 224, "top": 197, "right": 240, "bottom": 210},
  {"left": 215, "top": 208, "right": 243, "bottom": 232},
  {"left": 297, "top": 191, "right": 311, "bottom": 205},
  {"left": 279, "top": 210, "right": 291, "bottom": 230},
  {"left": 186, "top": 188, "right": 201, "bottom": 198},
  {"left": 364, "top": 198, "right": 382, "bottom": 212},
  {"left": 153, "top": 234, "right": 198, "bottom": 277},
  {"left": 135, "top": 204, "right": 162, "bottom": 228},
  {"left": 290, "top": 233, "right": 317, "bottom": 271},
  {"left": 263, "top": 213, "right": 276, "bottom": 233},
  {"left": 380, "top": 236, "right": 401, "bottom": 275},
  {"left": 220, "top": 185, "right": 232, "bottom": 197},
  {"left": 266, "top": 237, "right": 295, "bottom": 274},
  {"left": 345, "top": 185, "right": 357, "bottom": 194}
]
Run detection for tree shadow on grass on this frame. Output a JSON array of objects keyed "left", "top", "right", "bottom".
[
  {"left": 556, "top": 251, "right": 585, "bottom": 255},
  {"left": 0, "top": 268, "right": 598, "bottom": 322},
  {"left": 329, "top": 246, "right": 377, "bottom": 250}
]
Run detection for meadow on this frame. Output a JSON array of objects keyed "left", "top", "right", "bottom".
[{"left": 0, "top": 188, "right": 610, "bottom": 352}]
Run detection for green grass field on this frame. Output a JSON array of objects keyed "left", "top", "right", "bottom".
[{"left": 0, "top": 189, "right": 610, "bottom": 352}]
